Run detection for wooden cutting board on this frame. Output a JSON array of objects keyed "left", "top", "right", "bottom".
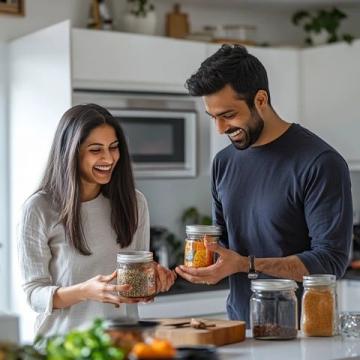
[{"left": 155, "top": 318, "right": 246, "bottom": 346}]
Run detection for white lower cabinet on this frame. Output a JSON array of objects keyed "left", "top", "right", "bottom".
[
  {"left": 337, "top": 280, "right": 360, "bottom": 312},
  {"left": 138, "top": 290, "right": 229, "bottom": 319}
]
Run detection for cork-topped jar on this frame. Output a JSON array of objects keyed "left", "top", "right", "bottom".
[
  {"left": 301, "top": 274, "right": 337, "bottom": 337},
  {"left": 117, "top": 251, "right": 156, "bottom": 298},
  {"left": 184, "top": 225, "right": 222, "bottom": 268}
]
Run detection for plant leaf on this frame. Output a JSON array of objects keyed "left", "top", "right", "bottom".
[{"left": 292, "top": 10, "right": 310, "bottom": 25}]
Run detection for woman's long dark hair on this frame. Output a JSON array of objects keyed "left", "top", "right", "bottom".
[{"left": 38, "top": 104, "right": 138, "bottom": 255}]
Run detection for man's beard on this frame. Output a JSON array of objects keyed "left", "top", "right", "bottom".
[{"left": 227, "top": 109, "right": 264, "bottom": 150}]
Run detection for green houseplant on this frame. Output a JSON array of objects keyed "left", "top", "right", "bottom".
[
  {"left": 127, "top": 0, "right": 154, "bottom": 17},
  {"left": 292, "top": 7, "right": 354, "bottom": 45},
  {"left": 123, "top": 0, "right": 156, "bottom": 35}
]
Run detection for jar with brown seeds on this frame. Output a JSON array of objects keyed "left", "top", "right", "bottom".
[
  {"left": 117, "top": 251, "right": 156, "bottom": 298},
  {"left": 250, "top": 279, "right": 298, "bottom": 340},
  {"left": 301, "top": 274, "right": 337, "bottom": 337}
]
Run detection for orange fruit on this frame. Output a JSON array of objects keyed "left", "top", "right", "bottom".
[
  {"left": 131, "top": 342, "right": 155, "bottom": 358},
  {"left": 151, "top": 339, "right": 176, "bottom": 357}
]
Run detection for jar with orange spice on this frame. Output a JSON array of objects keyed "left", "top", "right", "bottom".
[
  {"left": 184, "top": 225, "right": 222, "bottom": 268},
  {"left": 301, "top": 274, "right": 338, "bottom": 337}
]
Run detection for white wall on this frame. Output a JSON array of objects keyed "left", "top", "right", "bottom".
[
  {"left": 0, "top": 43, "right": 9, "bottom": 311},
  {"left": 1, "top": 0, "right": 360, "bottom": 46},
  {"left": 0, "top": 0, "right": 91, "bottom": 41},
  {"left": 114, "top": 1, "right": 360, "bottom": 47}
]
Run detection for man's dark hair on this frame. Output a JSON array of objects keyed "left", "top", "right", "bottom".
[{"left": 185, "top": 44, "right": 271, "bottom": 108}]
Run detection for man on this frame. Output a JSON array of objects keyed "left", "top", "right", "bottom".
[{"left": 175, "top": 44, "right": 353, "bottom": 324}]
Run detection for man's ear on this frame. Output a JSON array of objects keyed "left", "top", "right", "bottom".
[{"left": 254, "top": 90, "right": 269, "bottom": 112}]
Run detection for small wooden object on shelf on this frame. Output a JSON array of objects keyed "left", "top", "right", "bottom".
[
  {"left": 212, "top": 38, "right": 256, "bottom": 46},
  {"left": 166, "top": 4, "right": 190, "bottom": 39},
  {"left": 88, "top": 0, "right": 101, "bottom": 30},
  {"left": 0, "top": 0, "right": 24, "bottom": 16}
]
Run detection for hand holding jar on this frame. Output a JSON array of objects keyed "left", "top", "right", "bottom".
[
  {"left": 117, "top": 251, "right": 176, "bottom": 301},
  {"left": 155, "top": 263, "right": 177, "bottom": 293},
  {"left": 81, "top": 271, "right": 151, "bottom": 305},
  {"left": 176, "top": 226, "right": 247, "bottom": 285}
]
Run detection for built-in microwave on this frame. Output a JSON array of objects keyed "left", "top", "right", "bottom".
[{"left": 72, "top": 90, "right": 197, "bottom": 178}]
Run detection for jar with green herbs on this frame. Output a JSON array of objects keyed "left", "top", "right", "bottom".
[{"left": 117, "top": 251, "right": 156, "bottom": 298}]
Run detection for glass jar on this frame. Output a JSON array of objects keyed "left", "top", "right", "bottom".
[
  {"left": 184, "top": 225, "right": 222, "bottom": 268},
  {"left": 250, "top": 279, "right": 298, "bottom": 340},
  {"left": 339, "top": 311, "right": 360, "bottom": 338},
  {"left": 117, "top": 251, "right": 156, "bottom": 298},
  {"left": 105, "top": 318, "right": 159, "bottom": 356},
  {"left": 301, "top": 274, "right": 337, "bottom": 337}
]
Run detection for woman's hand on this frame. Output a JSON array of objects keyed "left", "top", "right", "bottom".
[
  {"left": 155, "top": 263, "right": 177, "bottom": 293},
  {"left": 81, "top": 271, "right": 151, "bottom": 305}
]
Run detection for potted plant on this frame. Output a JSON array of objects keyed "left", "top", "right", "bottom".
[
  {"left": 292, "top": 7, "right": 354, "bottom": 46},
  {"left": 123, "top": 0, "right": 157, "bottom": 35}
]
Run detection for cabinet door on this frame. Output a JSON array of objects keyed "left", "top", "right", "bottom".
[
  {"left": 208, "top": 44, "right": 300, "bottom": 158},
  {"left": 9, "top": 20, "right": 72, "bottom": 343},
  {"left": 0, "top": 43, "right": 8, "bottom": 311},
  {"left": 337, "top": 280, "right": 360, "bottom": 312},
  {"left": 139, "top": 290, "right": 229, "bottom": 318},
  {"left": 72, "top": 29, "right": 207, "bottom": 93},
  {"left": 301, "top": 41, "right": 360, "bottom": 169}
]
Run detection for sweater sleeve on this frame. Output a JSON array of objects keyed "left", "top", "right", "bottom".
[
  {"left": 17, "top": 196, "right": 60, "bottom": 315},
  {"left": 297, "top": 151, "right": 353, "bottom": 278}
]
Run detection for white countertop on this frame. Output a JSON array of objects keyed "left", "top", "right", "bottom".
[{"left": 218, "top": 331, "right": 360, "bottom": 360}]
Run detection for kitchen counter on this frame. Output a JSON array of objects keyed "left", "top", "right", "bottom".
[
  {"left": 218, "top": 331, "right": 360, "bottom": 360},
  {"left": 343, "top": 268, "right": 360, "bottom": 281},
  {"left": 159, "top": 269, "right": 359, "bottom": 297}
]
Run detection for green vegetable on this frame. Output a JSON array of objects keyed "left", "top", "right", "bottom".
[{"left": 44, "top": 319, "right": 124, "bottom": 360}]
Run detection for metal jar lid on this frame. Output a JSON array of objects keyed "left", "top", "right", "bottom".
[
  {"left": 251, "top": 279, "right": 298, "bottom": 291},
  {"left": 185, "top": 225, "right": 222, "bottom": 236},
  {"left": 303, "top": 274, "right": 336, "bottom": 287},
  {"left": 117, "top": 251, "right": 153, "bottom": 264}
]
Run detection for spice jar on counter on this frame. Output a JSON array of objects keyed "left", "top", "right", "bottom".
[
  {"left": 184, "top": 225, "right": 222, "bottom": 268},
  {"left": 301, "top": 274, "right": 337, "bottom": 337},
  {"left": 250, "top": 279, "right": 298, "bottom": 340},
  {"left": 117, "top": 251, "right": 156, "bottom": 298}
]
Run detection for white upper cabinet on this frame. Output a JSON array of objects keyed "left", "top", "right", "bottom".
[
  {"left": 208, "top": 44, "right": 300, "bottom": 159},
  {"left": 301, "top": 40, "right": 360, "bottom": 169},
  {"left": 71, "top": 29, "right": 207, "bottom": 93}
]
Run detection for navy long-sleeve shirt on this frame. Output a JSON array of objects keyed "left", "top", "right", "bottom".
[{"left": 212, "top": 123, "right": 353, "bottom": 324}]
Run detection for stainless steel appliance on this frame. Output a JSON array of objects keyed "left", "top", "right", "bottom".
[{"left": 72, "top": 91, "right": 197, "bottom": 178}]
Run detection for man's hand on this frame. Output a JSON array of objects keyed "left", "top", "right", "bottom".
[
  {"left": 155, "top": 263, "right": 177, "bottom": 293},
  {"left": 175, "top": 241, "right": 247, "bottom": 284}
]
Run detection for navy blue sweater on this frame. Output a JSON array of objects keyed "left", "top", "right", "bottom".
[{"left": 211, "top": 124, "right": 353, "bottom": 324}]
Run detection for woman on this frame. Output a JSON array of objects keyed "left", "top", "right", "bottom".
[{"left": 18, "top": 104, "right": 176, "bottom": 338}]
